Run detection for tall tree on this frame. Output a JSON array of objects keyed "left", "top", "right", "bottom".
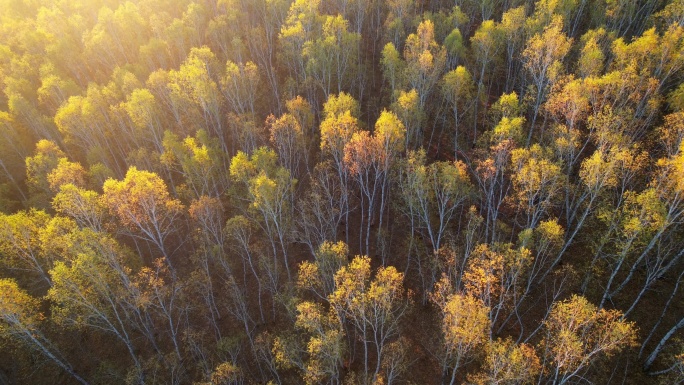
[
  {"left": 500, "top": 6, "right": 526, "bottom": 92},
  {"left": 220, "top": 60, "right": 260, "bottom": 117},
  {"left": 319, "top": 94, "right": 361, "bottom": 245},
  {"left": 47, "top": 235, "right": 150, "bottom": 384},
  {"left": 297, "top": 240, "right": 349, "bottom": 301},
  {"left": 52, "top": 184, "right": 106, "bottom": 232},
  {"left": 399, "top": 149, "right": 473, "bottom": 254},
  {"left": 267, "top": 113, "right": 306, "bottom": 181},
  {"left": 329, "top": 256, "right": 411, "bottom": 384},
  {"left": 230, "top": 147, "right": 296, "bottom": 279},
  {"left": 473, "top": 106, "right": 525, "bottom": 242},
  {"left": 431, "top": 284, "right": 490, "bottom": 385},
  {"left": 0, "top": 279, "right": 89, "bottom": 385},
  {"left": 391, "top": 89, "right": 424, "bottom": 150},
  {"left": 510, "top": 144, "right": 564, "bottom": 230},
  {"left": 468, "top": 337, "right": 540, "bottom": 385},
  {"left": 344, "top": 111, "right": 405, "bottom": 257},
  {"left": 102, "top": 167, "right": 184, "bottom": 271},
  {"left": 539, "top": 295, "right": 637, "bottom": 385},
  {"left": 470, "top": 19, "right": 503, "bottom": 141},
  {"left": 522, "top": 16, "right": 572, "bottom": 143},
  {"left": 303, "top": 15, "right": 360, "bottom": 98},
  {"left": 403, "top": 20, "right": 446, "bottom": 109},
  {"left": 441, "top": 66, "right": 475, "bottom": 155},
  {"left": 0, "top": 209, "right": 52, "bottom": 288},
  {"left": 25, "top": 139, "right": 66, "bottom": 209}
]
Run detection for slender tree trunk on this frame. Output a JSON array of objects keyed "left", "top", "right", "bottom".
[
  {"left": 18, "top": 328, "right": 90, "bottom": 385},
  {"left": 644, "top": 316, "right": 684, "bottom": 371},
  {"left": 639, "top": 269, "right": 684, "bottom": 357}
]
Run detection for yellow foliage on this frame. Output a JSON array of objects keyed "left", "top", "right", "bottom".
[
  {"left": 0, "top": 278, "right": 43, "bottom": 334},
  {"left": 373, "top": 109, "right": 406, "bottom": 154},
  {"left": 440, "top": 293, "right": 490, "bottom": 360},
  {"left": 542, "top": 295, "right": 637, "bottom": 377},
  {"left": 320, "top": 111, "right": 360, "bottom": 157},
  {"left": 523, "top": 16, "right": 572, "bottom": 86},
  {"left": 579, "top": 150, "right": 618, "bottom": 191},
  {"left": 47, "top": 158, "right": 86, "bottom": 192},
  {"left": 469, "top": 337, "right": 540, "bottom": 385},
  {"left": 210, "top": 362, "right": 243, "bottom": 385},
  {"left": 323, "top": 92, "right": 360, "bottom": 120}
]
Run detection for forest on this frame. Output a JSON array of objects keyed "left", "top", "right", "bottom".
[{"left": 0, "top": 0, "right": 683, "bottom": 384}]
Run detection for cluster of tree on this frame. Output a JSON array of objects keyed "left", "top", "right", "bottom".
[{"left": 0, "top": 0, "right": 684, "bottom": 384}]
